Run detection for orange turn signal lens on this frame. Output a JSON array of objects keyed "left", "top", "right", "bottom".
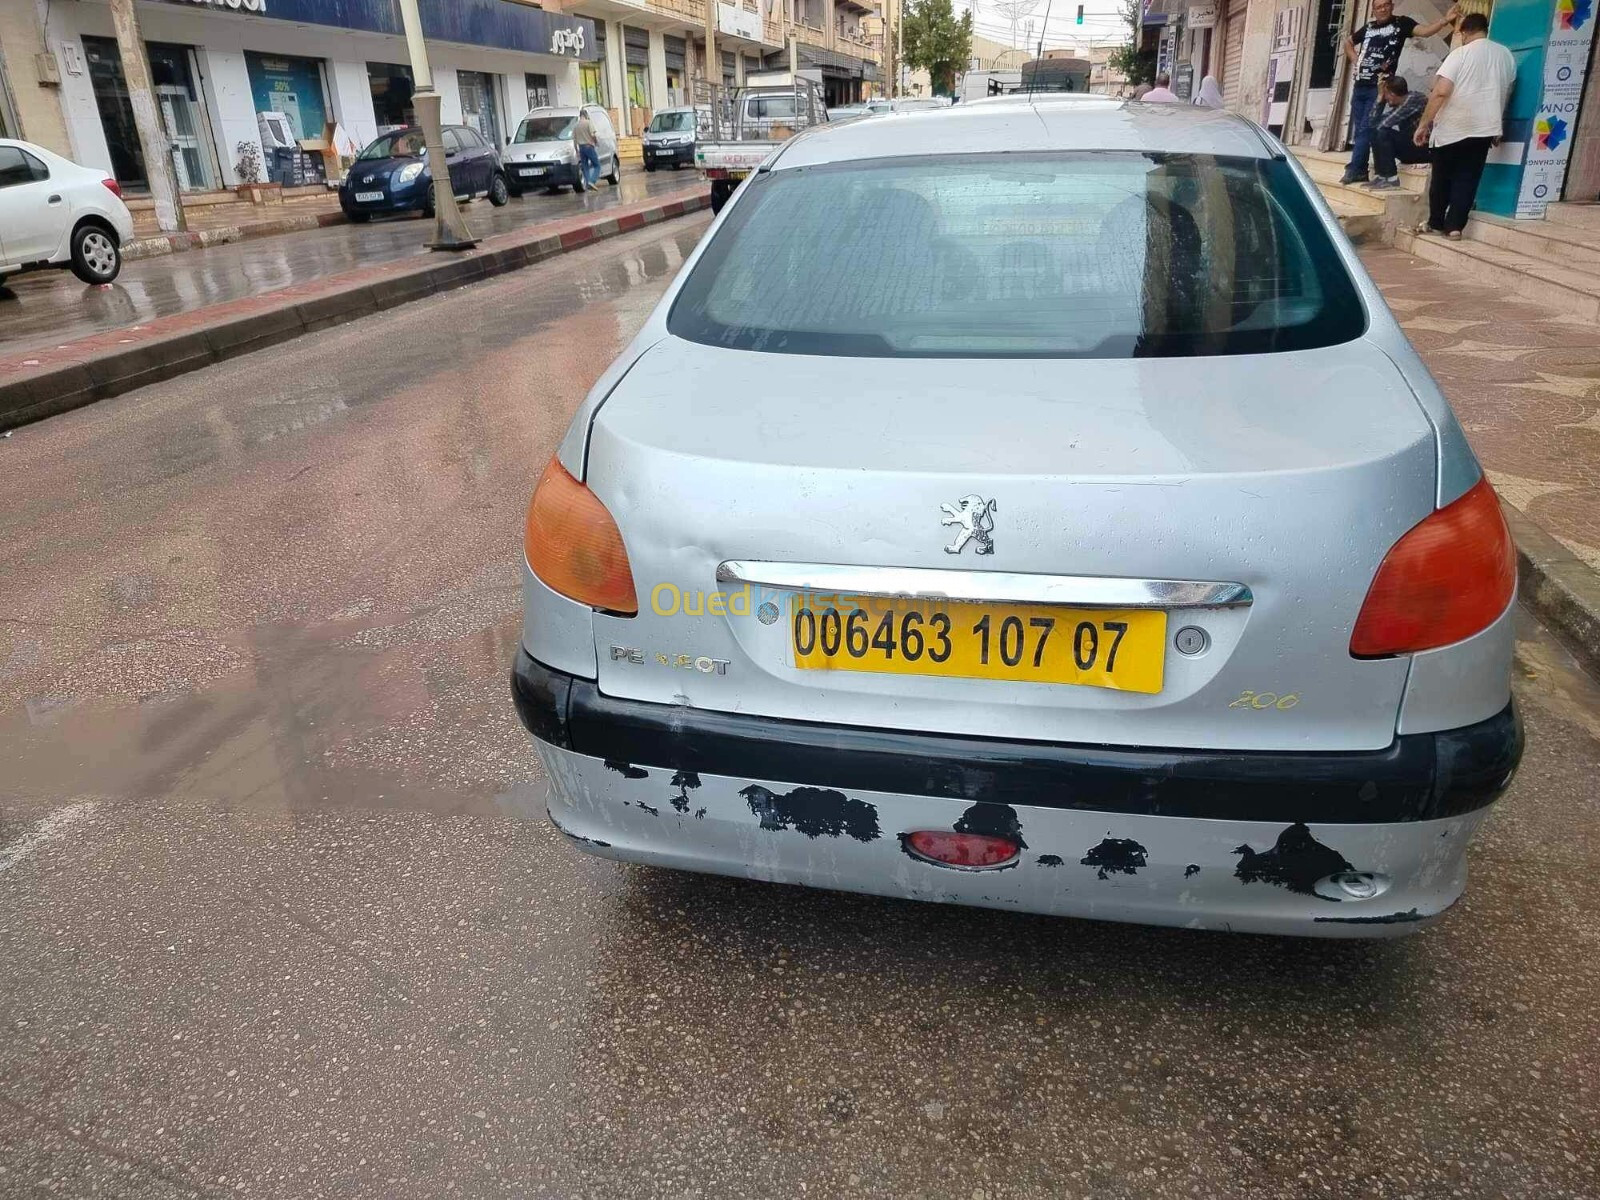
[
  {"left": 524, "top": 458, "right": 637, "bottom": 615},
  {"left": 1350, "top": 477, "right": 1514, "bottom": 658}
]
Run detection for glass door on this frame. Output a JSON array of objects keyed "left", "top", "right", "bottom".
[
  {"left": 81, "top": 35, "right": 147, "bottom": 190},
  {"left": 457, "top": 71, "right": 502, "bottom": 146},
  {"left": 147, "top": 44, "right": 218, "bottom": 192}
]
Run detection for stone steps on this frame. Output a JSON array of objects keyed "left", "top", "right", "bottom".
[
  {"left": 1545, "top": 201, "right": 1600, "bottom": 234},
  {"left": 1392, "top": 225, "right": 1600, "bottom": 321},
  {"left": 1465, "top": 211, "right": 1600, "bottom": 270},
  {"left": 1295, "top": 145, "right": 1429, "bottom": 193}
]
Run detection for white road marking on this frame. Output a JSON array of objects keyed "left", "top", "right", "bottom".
[{"left": 0, "top": 802, "right": 98, "bottom": 877}]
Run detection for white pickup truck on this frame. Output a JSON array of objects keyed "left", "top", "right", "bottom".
[{"left": 693, "top": 76, "right": 829, "bottom": 213}]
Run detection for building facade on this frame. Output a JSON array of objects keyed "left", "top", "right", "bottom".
[
  {"left": 6, "top": 0, "right": 883, "bottom": 193},
  {"left": 1146, "top": 0, "right": 1599, "bottom": 210}
]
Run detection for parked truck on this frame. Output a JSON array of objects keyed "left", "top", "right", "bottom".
[{"left": 692, "top": 75, "right": 829, "bottom": 213}]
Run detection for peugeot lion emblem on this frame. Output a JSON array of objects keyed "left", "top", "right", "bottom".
[{"left": 941, "top": 495, "right": 996, "bottom": 555}]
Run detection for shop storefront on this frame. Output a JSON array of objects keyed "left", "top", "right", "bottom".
[
  {"left": 79, "top": 36, "right": 223, "bottom": 191},
  {"left": 456, "top": 69, "right": 502, "bottom": 146},
  {"left": 624, "top": 25, "right": 652, "bottom": 129},
  {"left": 244, "top": 51, "right": 327, "bottom": 143},
  {"left": 368, "top": 62, "right": 416, "bottom": 129},
  {"left": 48, "top": 0, "right": 599, "bottom": 190},
  {"left": 581, "top": 23, "right": 608, "bottom": 106},
  {"left": 665, "top": 35, "right": 687, "bottom": 105}
]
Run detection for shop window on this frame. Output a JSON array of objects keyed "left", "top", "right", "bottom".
[
  {"left": 581, "top": 62, "right": 607, "bottom": 105},
  {"left": 81, "top": 36, "right": 146, "bottom": 189},
  {"left": 369, "top": 62, "right": 416, "bottom": 128},
  {"left": 245, "top": 51, "right": 330, "bottom": 142},
  {"left": 627, "top": 64, "right": 651, "bottom": 109},
  {"left": 527, "top": 72, "right": 551, "bottom": 109}
]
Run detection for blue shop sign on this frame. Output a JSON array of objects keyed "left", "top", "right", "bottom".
[{"left": 155, "top": 0, "right": 601, "bottom": 62}]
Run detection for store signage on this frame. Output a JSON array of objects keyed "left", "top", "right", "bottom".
[
  {"left": 1515, "top": 0, "right": 1595, "bottom": 218},
  {"left": 178, "top": 0, "right": 268, "bottom": 11},
  {"left": 1186, "top": 2, "right": 1219, "bottom": 30},
  {"left": 551, "top": 27, "right": 585, "bottom": 56},
  {"left": 718, "top": 2, "right": 765, "bottom": 42}
]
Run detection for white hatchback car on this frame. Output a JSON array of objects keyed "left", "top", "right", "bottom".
[
  {"left": 0, "top": 138, "right": 134, "bottom": 286},
  {"left": 512, "top": 102, "right": 1522, "bottom": 937}
]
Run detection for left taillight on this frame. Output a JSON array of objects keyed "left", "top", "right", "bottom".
[
  {"left": 524, "top": 457, "right": 637, "bottom": 615},
  {"left": 1350, "top": 476, "right": 1515, "bottom": 658},
  {"left": 100, "top": 178, "right": 122, "bottom": 198}
]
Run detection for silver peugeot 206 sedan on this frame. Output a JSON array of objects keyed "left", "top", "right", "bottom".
[{"left": 512, "top": 99, "right": 1522, "bottom": 937}]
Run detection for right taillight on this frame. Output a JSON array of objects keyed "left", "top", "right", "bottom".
[
  {"left": 523, "top": 457, "right": 637, "bottom": 615},
  {"left": 1350, "top": 477, "right": 1515, "bottom": 658},
  {"left": 100, "top": 177, "right": 122, "bottom": 198}
]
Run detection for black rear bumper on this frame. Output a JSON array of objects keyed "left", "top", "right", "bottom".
[{"left": 511, "top": 648, "right": 1521, "bottom": 825}]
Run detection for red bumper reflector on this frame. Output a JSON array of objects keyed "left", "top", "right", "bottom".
[{"left": 903, "top": 830, "right": 1020, "bottom": 869}]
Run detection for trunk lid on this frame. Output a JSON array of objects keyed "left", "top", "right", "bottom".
[{"left": 582, "top": 337, "right": 1435, "bottom": 752}]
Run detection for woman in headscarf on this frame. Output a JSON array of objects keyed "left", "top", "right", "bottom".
[{"left": 1194, "top": 76, "right": 1224, "bottom": 108}]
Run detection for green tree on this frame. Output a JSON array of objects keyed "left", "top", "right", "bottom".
[
  {"left": 902, "top": 0, "right": 974, "bottom": 97},
  {"left": 1108, "top": 0, "right": 1155, "bottom": 87}
]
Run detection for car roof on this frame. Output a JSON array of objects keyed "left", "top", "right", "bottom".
[{"left": 775, "top": 99, "right": 1276, "bottom": 168}]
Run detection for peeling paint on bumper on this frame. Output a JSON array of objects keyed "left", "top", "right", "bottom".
[{"left": 533, "top": 740, "right": 1486, "bottom": 939}]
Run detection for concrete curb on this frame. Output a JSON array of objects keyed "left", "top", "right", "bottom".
[
  {"left": 124, "top": 210, "right": 348, "bottom": 261},
  {"left": 1, "top": 190, "right": 707, "bottom": 432},
  {"left": 1503, "top": 502, "right": 1600, "bottom": 679}
]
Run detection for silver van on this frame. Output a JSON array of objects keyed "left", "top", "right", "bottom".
[
  {"left": 642, "top": 106, "right": 701, "bottom": 171},
  {"left": 503, "top": 104, "right": 619, "bottom": 194}
]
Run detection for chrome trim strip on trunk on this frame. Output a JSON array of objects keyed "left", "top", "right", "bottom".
[{"left": 714, "top": 562, "right": 1253, "bottom": 609}]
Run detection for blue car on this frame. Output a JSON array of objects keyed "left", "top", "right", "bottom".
[{"left": 339, "top": 125, "right": 509, "bottom": 222}]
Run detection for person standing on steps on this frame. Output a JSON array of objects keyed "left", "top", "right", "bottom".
[
  {"left": 1341, "top": 0, "right": 1462, "bottom": 185},
  {"left": 1413, "top": 11, "right": 1517, "bottom": 238},
  {"left": 1367, "top": 76, "right": 1430, "bottom": 188}
]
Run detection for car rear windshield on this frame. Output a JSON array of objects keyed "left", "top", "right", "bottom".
[
  {"left": 650, "top": 111, "right": 696, "bottom": 132},
  {"left": 668, "top": 152, "right": 1367, "bottom": 358},
  {"left": 515, "top": 115, "right": 575, "bottom": 142}
]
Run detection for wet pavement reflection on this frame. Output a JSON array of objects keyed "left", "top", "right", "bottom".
[
  {"left": 0, "top": 221, "right": 1596, "bottom": 1198},
  {"left": 0, "top": 167, "right": 695, "bottom": 357}
]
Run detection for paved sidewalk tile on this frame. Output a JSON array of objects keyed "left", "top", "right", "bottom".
[{"left": 1362, "top": 245, "right": 1600, "bottom": 570}]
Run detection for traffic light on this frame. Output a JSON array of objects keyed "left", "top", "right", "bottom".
[{"left": 1076, "top": 4, "right": 1084, "bottom": 23}]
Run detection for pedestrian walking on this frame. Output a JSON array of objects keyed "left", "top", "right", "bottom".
[
  {"left": 1193, "top": 76, "right": 1224, "bottom": 108},
  {"left": 1141, "top": 73, "right": 1182, "bottom": 103},
  {"left": 1366, "top": 76, "right": 1429, "bottom": 188},
  {"left": 1414, "top": 12, "right": 1516, "bottom": 238},
  {"left": 575, "top": 108, "right": 601, "bottom": 189},
  {"left": 1341, "top": 0, "right": 1461, "bottom": 184}
]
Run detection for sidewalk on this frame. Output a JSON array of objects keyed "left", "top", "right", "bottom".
[
  {"left": 1361, "top": 245, "right": 1600, "bottom": 569},
  {"left": 124, "top": 187, "right": 346, "bottom": 260}
]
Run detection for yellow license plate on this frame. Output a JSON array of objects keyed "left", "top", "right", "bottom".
[{"left": 791, "top": 596, "right": 1166, "bottom": 693}]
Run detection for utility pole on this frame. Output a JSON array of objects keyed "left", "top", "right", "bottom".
[
  {"left": 107, "top": 0, "right": 184, "bottom": 234},
  {"left": 705, "top": 0, "right": 718, "bottom": 94},
  {"left": 396, "top": 0, "right": 476, "bottom": 250}
]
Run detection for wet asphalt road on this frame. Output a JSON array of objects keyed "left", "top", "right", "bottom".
[
  {"left": 0, "top": 166, "right": 694, "bottom": 357},
  {"left": 2, "top": 221, "right": 1598, "bottom": 1200}
]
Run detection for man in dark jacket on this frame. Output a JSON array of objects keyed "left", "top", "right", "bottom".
[{"left": 1368, "top": 76, "right": 1429, "bottom": 188}]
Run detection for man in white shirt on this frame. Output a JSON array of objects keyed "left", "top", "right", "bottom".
[{"left": 1413, "top": 12, "right": 1517, "bottom": 236}]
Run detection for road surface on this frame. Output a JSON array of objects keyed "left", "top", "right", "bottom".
[
  {"left": 0, "top": 167, "right": 695, "bottom": 357},
  {"left": 1, "top": 219, "right": 1596, "bottom": 1199}
]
